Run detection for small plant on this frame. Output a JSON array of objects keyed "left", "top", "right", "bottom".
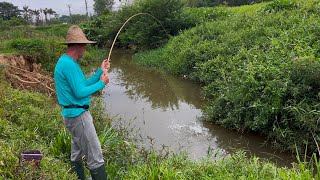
[{"left": 49, "top": 128, "right": 71, "bottom": 160}]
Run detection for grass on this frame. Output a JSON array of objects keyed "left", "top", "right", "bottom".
[
  {"left": 0, "top": 69, "right": 76, "bottom": 179},
  {"left": 227, "top": 2, "right": 271, "bottom": 16}
]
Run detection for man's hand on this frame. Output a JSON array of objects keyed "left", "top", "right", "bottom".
[
  {"left": 101, "top": 59, "right": 111, "bottom": 71},
  {"left": 100, "top": 70, "right": 109, "bottom": 84}
]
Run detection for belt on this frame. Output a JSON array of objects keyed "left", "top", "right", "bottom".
[{"left": 63, "top": 105, "right": 89, "bottom": 110}]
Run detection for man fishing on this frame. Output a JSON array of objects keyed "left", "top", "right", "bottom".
[{"left": 54, "top": 25, "right": 109, "bottom": 180}]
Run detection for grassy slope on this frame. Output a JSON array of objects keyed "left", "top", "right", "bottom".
[
  {"left": 133, "top": 0, "right": 320, "bottom": 153},
  {"left": 227, "top": 2, "right": 270, "bottom": 15}
]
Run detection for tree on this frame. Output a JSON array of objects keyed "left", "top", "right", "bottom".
[
  {"left": 85, "top": 0, "right": 88, "bottom": 17},
  {"left": 0, "top": 2, "right": 21, "bottom": 20},
  {"left": 39, "top": 8, "right": 43, "bottom": 23},
  {"left": 47, "top": 8, "right": 56, "bottom": 23},
  {"left": 43, "top": 8, "right": 48, "bottom": 24},
  {"left": 67, "top": 4, "right": 72, "bottom": 16},
  {"left": 33, "top": 9, "right": 41, "bottom": 25},
  {"left": 22, "top": 6, "right": 29, "bottom": 20},
  {"left": 93, "top": 0, "right": 114, "bottom": 16}
]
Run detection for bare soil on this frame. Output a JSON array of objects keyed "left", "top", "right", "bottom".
[{"left": 0, "top": 54, "right": 55, "bottom": 96}]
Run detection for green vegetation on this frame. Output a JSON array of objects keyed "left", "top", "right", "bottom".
[
  {"left": 227, "top": 2, "right": 271, "bottom": 15},
  {"left": 82, "top": 0, "right": 196, "bottom": 49},
  {"left": 183, "top": 0, "right": 272, "bottom": 7},
  {"left": 2, "top": 0, "right": 320, "bottom": 178},
  {"left": 81, "top": 0, "right": 268, "bottom": 49},
  {"left": 0, "top": 26, "right": 65, "bottom": 72},
  {"left": 0, "top": 69, "right": 76, "bottom": 179},
  {"left": 134, "top": 0, "right": 320, "bottom": 153},
  {"left": 0, "top": 24, "right": 105, "bottom": 73},
  {"left": 1, "top": 67, "right": 320, "bottom": 180}
]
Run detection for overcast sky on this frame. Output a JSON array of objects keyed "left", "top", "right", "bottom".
[{"left": 2, "top": 0, "right": 127, "bottom": 16}]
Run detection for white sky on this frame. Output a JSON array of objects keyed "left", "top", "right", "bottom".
[{"left": 1, "top": 0, "right": 130, "bottom": 16}]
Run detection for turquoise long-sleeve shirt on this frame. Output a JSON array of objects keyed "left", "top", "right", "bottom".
[{"left": 54, "top": 54, "right": 105, "bottom": 118}]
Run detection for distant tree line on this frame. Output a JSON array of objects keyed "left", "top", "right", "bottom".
[{"left": 0, "top": 2, "right": 90, "bottom": 26}]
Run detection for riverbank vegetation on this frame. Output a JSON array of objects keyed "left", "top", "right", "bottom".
[
  {"left": 133, "top": 0, "right": 320, "bottom": 154},
  {"left": 1, "top": 68, "right": 320, "bottom": 179}
]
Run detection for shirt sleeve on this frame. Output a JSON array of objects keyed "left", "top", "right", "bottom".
[
  {"left": 64, "top": 64, "right": 105, "bottom": 99},
  {"left": 85, "top": 68, "right": 103, "bottom": 86}
]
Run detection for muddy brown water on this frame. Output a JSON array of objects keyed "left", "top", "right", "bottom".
[{"left": 102, "top": 49, "right": 296, "bottom": 167}]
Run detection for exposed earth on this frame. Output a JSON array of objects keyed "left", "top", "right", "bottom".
[{"left": 0, "top": 54, "right": 55, "bottom": 96}]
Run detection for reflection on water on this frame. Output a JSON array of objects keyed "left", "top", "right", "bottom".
[
  {"left": 103, "top": 49, "right": 296, "bottom": 167},
  {"left": 109, "top": 52, "right": 203, "bottom": 110}
]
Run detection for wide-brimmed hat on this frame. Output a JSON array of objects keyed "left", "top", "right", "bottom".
[{"left": 63, "top": 25, "right": 96, "bottom": 44}]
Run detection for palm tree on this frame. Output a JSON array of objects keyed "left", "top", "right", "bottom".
[
  {"left": 67, "top": 4, "right": 72, "bottom": 16},
  {"left": 22, "top": 5, "right": 29, "bottom": 21},
  {"left": 39, "top": 8, "right": 43, "bottom": 23},
  {"left": 43, "top": 8, "right": 48, "bottom": 24},
  {"left": 47, "top": 8, "right": 56, "bottom": 24},
  {"left": 54, "top": 13, "right": 59, "bottom": 19},
  {"left": 84, "top": 0, "right": 88, "bottom": 17},
  {"left": 33, "top": 9, "right": 40, "bottom": 25}
]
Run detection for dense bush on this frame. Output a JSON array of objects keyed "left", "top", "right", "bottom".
[
  {"left": 82, "top": 0, "right": 202, "bottom": 49},
  {"left": 81, "top": 11, "right": 125, "bottom": 47},
  {"left": 134, "top": 0, "right": 320, "bottom": 153}
]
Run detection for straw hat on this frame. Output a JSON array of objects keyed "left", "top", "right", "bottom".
[{"left": 63, "top": 25, "right": 96, "bottom": 44}]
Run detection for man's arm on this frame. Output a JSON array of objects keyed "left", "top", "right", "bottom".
[
  {"left": 85, "top": 59, "right": 110, "bottom": 86},
  {"left": 85, "top": 68, "right": 103, "bottom": 86},
  {"left": 64, "top": 65, "right": 105, "bottom": 99}
]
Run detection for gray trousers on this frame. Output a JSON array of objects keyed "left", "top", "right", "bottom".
[{"left": 64, "top": 111, "right": 104, "bottom": 170}]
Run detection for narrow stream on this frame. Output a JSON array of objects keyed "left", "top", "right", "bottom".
[{"left": 102, "top": 49, "right": 296, "bottom": 167}]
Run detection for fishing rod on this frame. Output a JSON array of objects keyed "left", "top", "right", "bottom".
[
  {"left": 104, "top": 12, "right": 169, "bottom": 67},
  {"left": 101, "top": 13, "right": 169, "bottom": 94}
]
